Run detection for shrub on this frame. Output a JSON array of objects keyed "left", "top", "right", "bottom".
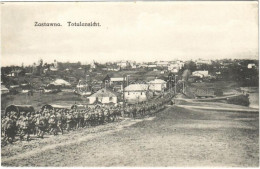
[{"left": 227, "top": 94, "right": 249, "bottom": 106}]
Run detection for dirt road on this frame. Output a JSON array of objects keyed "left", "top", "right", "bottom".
[{"left": 2, "top": 106, "right": 259, "bottom": 167}]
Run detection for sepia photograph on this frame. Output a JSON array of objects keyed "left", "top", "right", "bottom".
[{"left": 1, "top": 1, "right": 259, "bottom": 167}]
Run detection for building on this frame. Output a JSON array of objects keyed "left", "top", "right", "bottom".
[
  {"left": 87, "top": 88, "right": 118, "bottom": 104},
  {"left": 148, "top": 79, "right": 167, "bottom": 92},
  {"left": 124, "top": 84, "right": 149, "bottom": 103},
  {"left": 248, "top": 63, "right": 256, "bottom": 69},
  {"left": 117, "top": 61, "right": 130, "bottom": 69},
  {"left": 1, "top": 85, "right": 9, "bottom": 95},
  {"left": 50, "top": 79, "right": 71, "bottom": 87},
  {"left": 156, "top": 61, "right": 169, "bottom": 67},
  {"left": 195, "top": 59, "right": 212, "bottom": 65},
  {"left": 192, "top": 70, "right": 209, "bottom": 78},
  {"left": 168, "top": 64, "right": 179, "bottom": 73},
  {"left": 7, "top": 69, "right": 23, "bottom": 77},
  {"left": 110, "top": 77, "right": 125, "bottom": 85}
]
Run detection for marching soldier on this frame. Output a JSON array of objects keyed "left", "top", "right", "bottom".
[
  {"left": 37, "top": 114, "right": 47, "bottom": 138},
  {"left": 104, "top": 108, "right": 110, "bottom": 123},
  {"left": 49, "top": 115, "right": 58, "bottom": 135},
  {"left": 56, "top": 111, "right": 63, "bottom": 135},
  {"left": 66, "top": 111, "right": 73, "bottom": 131},
  {"left": 84, "top": 111, "right": 91, "bottom": 127},
  {"left": 4, "top": 115, "right": 17, "bottom": 143},
  {"left": 19, "top": 112, "right": 30, "bottom": 141},
  {"left": 132, "top": 105, "right": 137, "bottom": 119}
]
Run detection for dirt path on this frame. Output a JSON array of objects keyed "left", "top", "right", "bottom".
[
  {"left": 2, "top": 117, "right": 155, "bottom": 166},
  {"left": 176, "top": 104, "right": 259, "bottom": 112},
  {"left": 2, "top": 107, "right": 259, "bottom": 167}
]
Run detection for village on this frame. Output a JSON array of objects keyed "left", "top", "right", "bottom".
[
  {"left": 1, "top": 58, "right": 259, "bottom": 167},
  {"left": 1, "top": 58, "right": 258, "bottom": 109}
]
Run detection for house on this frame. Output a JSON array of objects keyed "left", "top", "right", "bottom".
[
  {"left": 110, "top": 77, "right": 125, "bottom": 85},
  {"left": 147, "top": 65, "right": 157, "bottom": 68},
  {"left": 1, "top": 85, "right": 9, "bottom": 95},
  {"left": 156, "top": 61, "right": 169, "bottom": 67},
  {"left": 117, "top": 61, "right": 129, "bottom": 69},
  {"left": 87, "top": 88, "right": 118, "bottom": 104},
  {"left": 20, "top": 84, "right": 32, "bottom": 93},
  {"left": 248, "top": 63, "right": 256, "bottom": 69},
  {"left": 192, "top": 71, "right": 209, "bottom": 78},
  {"left": 50, "top": 79, "right": 71, "bottom": 87},
  {"left": 148, "top": 79, "right": 167, "bottom": 92},
  {"left": 195, "top": 59, "right": 212, "bottom": 65},
  {"left": 168, "top": 64, "right": 179, "bottom": 73},
  {"left": 90, "top": 61, "right": 97, "bottom": 69},
  {"left": 7, "top": 69, "right": 23, "bottom": 77},
  {"left": 124, "top": 84, "right": 149, "bottom": 103}
]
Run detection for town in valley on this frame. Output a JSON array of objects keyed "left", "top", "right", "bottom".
[{"left": 1, "top": 58, "right": 259, "bottom": 167}]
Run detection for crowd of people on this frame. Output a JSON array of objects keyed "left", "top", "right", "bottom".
[{"left": 1, "top": 94, "right": 173, "bottom": 145}]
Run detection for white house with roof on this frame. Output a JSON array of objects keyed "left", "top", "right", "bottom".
[
  {"left": 50, "top": 79, "right": 71, "bottom": 87},
  {"left": 168, "top": 64, "right": 179, "bottom": 73},
  {"left": 148, "top": 79, "right": 167, "bottom": 92},
  {"left": 248, "top": 63, "right": 256, "bottom": 69},
  {"left": 110, "top": 77, "right": 125, "bottom": 84},
  {"left": 156, "top": 61, "right": 169, "bottom": 67},
  {"left": 124, "top": 84, "right": 149, "bottom": 103},
  {"left": 87, "top": 88, "right": 118, "bottom": 104},
  {"left": 192, "top": 70, "right": 209, "bottom": 78},
  {"left": 1, "top": 85, "right": 9, "bottom": 94}
]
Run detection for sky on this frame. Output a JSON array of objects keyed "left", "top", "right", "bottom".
[{"left": 1, "top": 1, "right": 258, "bottom": 66}]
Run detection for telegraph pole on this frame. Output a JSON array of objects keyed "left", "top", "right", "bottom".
[
  {"left": 183, "top": 81, "right": 185, "bottom": 94},
  {"left": 122, "top": 75, "right": 126, "bottom": 117},
  {"left": 175, "top": 75, "right": 177, "bottom": 94}
]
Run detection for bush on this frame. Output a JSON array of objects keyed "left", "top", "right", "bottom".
[{"left": 227, "top": 94, "right": 249, "bottom": 106}]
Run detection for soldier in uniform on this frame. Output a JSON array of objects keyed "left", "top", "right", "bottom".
[
  {"left": 49, "top": 115, "right": 58, "bottom": 135},
  {"left": 19, "top": 112, "right": 30, "bottom": 141},
  {"left": 94, "top": 109, "right": 99, "bottom": 126},
  {"left": 4, "top": 115, "right": 17, "bottom": 143},
  {"left": 37, "top": 114, "right": 47, "bottom": 138},
  {"left": 103, "top": 107, "right": 110, "bottom": 123},
  {"left": 132, "top": 105, "right": 137, "bottom": 119},
  {"left": 84, "top": 111, "right": 91, "bottom": 127},
  {"left": 66, "top": 111, "right": 73, "bottom": 131},
  {"left": 56, "top": 111, "right": 63, "bottom": 135},
  {"left": 79, "top": 110, "right": 84, "bottom": 128},
  {"left": 110, "top": 107, "right": 116, "bottom": 122},
  {"left": 99, "top": 108, "right": 105, "bottom": 125},
  {"left": 30, "top": 112, "right": 38, "bottom": 135}
]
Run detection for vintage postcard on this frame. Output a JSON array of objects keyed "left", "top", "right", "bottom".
[{"left": 1, "top": 1, "right": 259, "bottom": 167}]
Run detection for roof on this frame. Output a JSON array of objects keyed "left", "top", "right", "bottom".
[
  {"left": 89, "top": 88, "right": 118, "bottom": 98},
  {"left": 111, "top": 77, "right": 124, "bottom": 82},
  {"left": 124, "top": 84, "right": 148, "bottom": 91},
  {"left": 92, "top": 74, "right": 110, "bottom": 82},
  {"left": 148, "top": 79, "right": 166, "bottom": 84},
  {"left": 1, "top": 85, "right": 9, "bottom": 91},
  {"left": 50, "top": 79, "right": 71, "bottom": 86},
  {"left": 1, "top": 85, "right": 9, "bottom": 94}
]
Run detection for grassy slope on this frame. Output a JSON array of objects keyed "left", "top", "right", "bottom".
[{"left": 2, "top": 106, "right": 258, "bottom": 167}]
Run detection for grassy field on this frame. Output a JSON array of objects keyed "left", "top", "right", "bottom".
[
  {"left": 2, "top": 106, "right": 258, "bottom": 167},
  {"left": 191, "top": 80, "right": 240, "bottom": 93}
]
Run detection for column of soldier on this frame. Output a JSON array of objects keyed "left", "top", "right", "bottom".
[{"left": 2, "top": 94, "right": 173, "bottom": 144}]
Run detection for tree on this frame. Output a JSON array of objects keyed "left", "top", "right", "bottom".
[{"left": 184, "top": 61, "right": 197, "bottom": 72}]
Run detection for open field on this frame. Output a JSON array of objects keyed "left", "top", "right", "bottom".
[{"left": 2, "top": 106, "right": 258, "bottom": 167}]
